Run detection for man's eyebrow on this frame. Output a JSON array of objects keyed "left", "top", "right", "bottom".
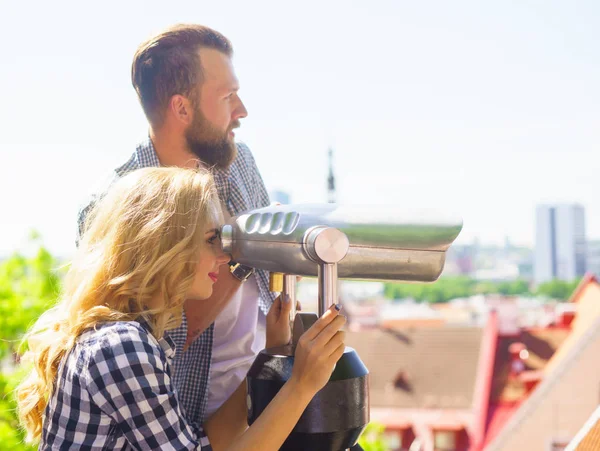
[{"left": 218, "top": 81, "right": 240, "bottom": 93}]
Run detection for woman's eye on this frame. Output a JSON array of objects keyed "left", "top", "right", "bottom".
[{"left": 207, "top": 234, "right": 220, "bottom": 245}]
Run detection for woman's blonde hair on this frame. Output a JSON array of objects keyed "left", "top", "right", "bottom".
[{"left": 16, "top": 166, "right": 221, "bottom": 442}]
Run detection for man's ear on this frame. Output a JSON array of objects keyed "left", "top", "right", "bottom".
[{"left": 169, "top": 95, "right": 193, "bottom": 126}]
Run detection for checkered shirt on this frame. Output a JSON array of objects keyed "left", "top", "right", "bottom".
[
  {"left": 76, "top": 137, "right": 276, "bottom": 426},
  {"left": 40, "top": 320, "right": 212, "bottom": 450}
]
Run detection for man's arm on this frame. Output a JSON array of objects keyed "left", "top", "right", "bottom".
[
  {"left": 248, "top": 146, "right": 271, "bottom": 208},
  {"left": 236, "top": 142, "right": 271, "bottom": 209},
  {"left": 75, "top": 171, "right": 118, "bottom": 246}
]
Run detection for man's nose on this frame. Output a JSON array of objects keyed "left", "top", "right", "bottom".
[{"left": 234, "top": 97, "right": 248, "bottom": 120}]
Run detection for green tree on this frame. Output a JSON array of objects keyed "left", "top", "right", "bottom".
[
  {"left": 0, "top": 237, "right": 62, "bottom": 450},
  {"left": 384, "top": 276, "right": 533, "bottom": 303},
  {"left": 535, "top": 278, "right": 581, "bottom": 301},
  {"left": 497, "top": 279, "right": 530, "bottom": 295},
  {"left": 358, "top": 422, "right": 389, "bottom": 451}
]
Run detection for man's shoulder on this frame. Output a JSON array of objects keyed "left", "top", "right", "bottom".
[
  {"left": 75, "top": 169, "right": 119, "bottom": 238},
  {"left": 76, "top": 148, "right": 146, "bottom": 243},
  {"left": 113, "top": 150, "right": 142, "bottom": 178},
  {"left": 82, "top": 137, "right": 157, "bottom": 203},
  {"left": 234, "top": 141, "right": 258, "bottom": 168},
  {"left": 80, "top": 151, "right": 139, "bottom": 202}
]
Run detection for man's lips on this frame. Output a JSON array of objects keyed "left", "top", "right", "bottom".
[
  {"left": 208, "top": 272, "right": 218, "bottom": 283},
  {"left": 229, "top": 122, "right": 240, "bottom": 138}
]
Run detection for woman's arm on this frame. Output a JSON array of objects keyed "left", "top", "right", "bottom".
[
  {"left": 203, "top": 381, "right": 248, "bottom": 449},
  {"left": 206, "top": 304, "right": 347, "bottom": 451},
  {"left": 216, "top": 378, "right": 314, "bottom": 451},
  {"left": 204, "top": 293, "right": 297, "bottom": 448}
]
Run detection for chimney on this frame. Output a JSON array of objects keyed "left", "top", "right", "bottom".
[
  {"left": 508, "top": 342, "right": 528, "bottom": 377},
  {"left": 393, "top": 371, "right": 412, "bottom": 392}
]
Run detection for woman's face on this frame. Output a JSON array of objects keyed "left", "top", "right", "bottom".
[{"left": 187, "top": 226, "right": 230, "bottom": 300}]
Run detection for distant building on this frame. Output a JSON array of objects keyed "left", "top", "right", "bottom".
[
  {"left": 444, "top": 244, "right": 475, "bottom": 276},
  {"left": 269, "top": 190, "right": 291, "bottom": 205},
  {"left": 587, "top": 240, "right": 600, "bottom": 277},
  {"left": 534, "top": 204, "right": 586, "bottom": 285}
]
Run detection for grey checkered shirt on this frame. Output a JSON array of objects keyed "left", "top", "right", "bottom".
[{"left": 76, "top": 137, "right": 276, "bottom": 425}]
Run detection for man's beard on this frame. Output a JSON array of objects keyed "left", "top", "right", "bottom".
[{"left": 185, "top": 107, "right": 238, "bottom": 170}]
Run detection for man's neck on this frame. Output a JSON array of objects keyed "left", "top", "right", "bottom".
[{"left": 149, "top": 128, "right": 200, "bottom": 169}]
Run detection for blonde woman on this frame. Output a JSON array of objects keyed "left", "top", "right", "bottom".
[{"left": 17, "top": 167, "right": 346, "bottom": 450}]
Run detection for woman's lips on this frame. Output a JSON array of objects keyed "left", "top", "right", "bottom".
[{"left": 208, "top": 272, "right": 218, "bottom": 283}]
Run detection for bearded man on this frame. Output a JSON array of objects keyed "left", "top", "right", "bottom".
[{"left": 77, "top": 24, "right": 284, "bottom": 439}]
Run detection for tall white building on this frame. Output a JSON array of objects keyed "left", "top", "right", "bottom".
[
  {"left": 534, "top": 204, "right": 586, "bottom": 285},
  {"left": 587, "top": 240, "right": 600, "bottom": 277}
]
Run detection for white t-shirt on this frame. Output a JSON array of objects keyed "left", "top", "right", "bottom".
[
  {"left": 205, "top": 207, "right": 267, "bottom": 417},
  {"left": 206, "top": 277, "right": 266, "bottom": 417}
]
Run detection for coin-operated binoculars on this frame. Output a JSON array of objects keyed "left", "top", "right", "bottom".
[{"left": 221, "top": 204, "right": 463, "bottom": 451}]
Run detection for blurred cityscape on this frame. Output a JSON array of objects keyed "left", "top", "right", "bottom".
[{"left": 271, "top": 148, "right": 600, "bottom": 450}]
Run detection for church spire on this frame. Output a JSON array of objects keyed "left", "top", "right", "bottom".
[{"left": 327, "top": 147, "right": 336, "bottom": 203}]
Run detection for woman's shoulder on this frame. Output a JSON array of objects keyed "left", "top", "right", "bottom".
[
  {"left": 78, "top": 320, "right": 153, "bottom": 344},
  {"left": 66, "top": 321, "right": 179, "bottom": 419},
  {"left": 76, "top": 320, "right": 165, "bottom": 367}
]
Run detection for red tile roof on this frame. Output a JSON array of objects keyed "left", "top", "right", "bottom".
[{"left": 345, "top": 326, "right": 484, "bottom": 409}]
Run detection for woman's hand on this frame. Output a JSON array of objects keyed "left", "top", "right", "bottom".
[
  {"left": 211, "top": 304, "right": 345, "bottom": 451},
  {"left": 266, "top": 295, "right": 294, "bottom": 348},
  {"left": 289, "top": 304, "right": 346, "bottom": 397}
]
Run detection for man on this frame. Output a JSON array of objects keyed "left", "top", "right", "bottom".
[{"left": 77, "top": 24, "right": 278, "bottom": 428}]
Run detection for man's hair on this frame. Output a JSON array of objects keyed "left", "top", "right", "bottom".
[{"left": 132, "top": 24, "right": 233, "bottom": 126}]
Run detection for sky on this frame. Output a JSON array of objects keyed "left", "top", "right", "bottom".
[{"left": 0, "top": 0, "right": 599, "bottom": 257}]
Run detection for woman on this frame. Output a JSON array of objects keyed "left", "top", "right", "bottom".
[{"left": 17, "top": 167, "right": 346, "bottom": 450}]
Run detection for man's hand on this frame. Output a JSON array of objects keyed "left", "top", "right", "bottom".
[{"left": 266, "top": 295, "right": 294, "bottom": 348}]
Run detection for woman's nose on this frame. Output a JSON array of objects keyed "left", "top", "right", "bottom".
[{"left": 216, "top": 251, "right": 231, "bottom": 266}]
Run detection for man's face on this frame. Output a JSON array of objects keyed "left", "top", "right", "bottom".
[{"left": 185, "top": 48, "right": 248, "bottom": 169}]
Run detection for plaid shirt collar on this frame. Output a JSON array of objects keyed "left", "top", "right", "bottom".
[
  {"left": 128, "top": 136, "right": 232, "bottom": 205},
  {"left": 134, "top": 136, "right": 162, "bottom": 168},
  {"left": 137, "top": 314, "right": 176, "bottom": 363}
]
